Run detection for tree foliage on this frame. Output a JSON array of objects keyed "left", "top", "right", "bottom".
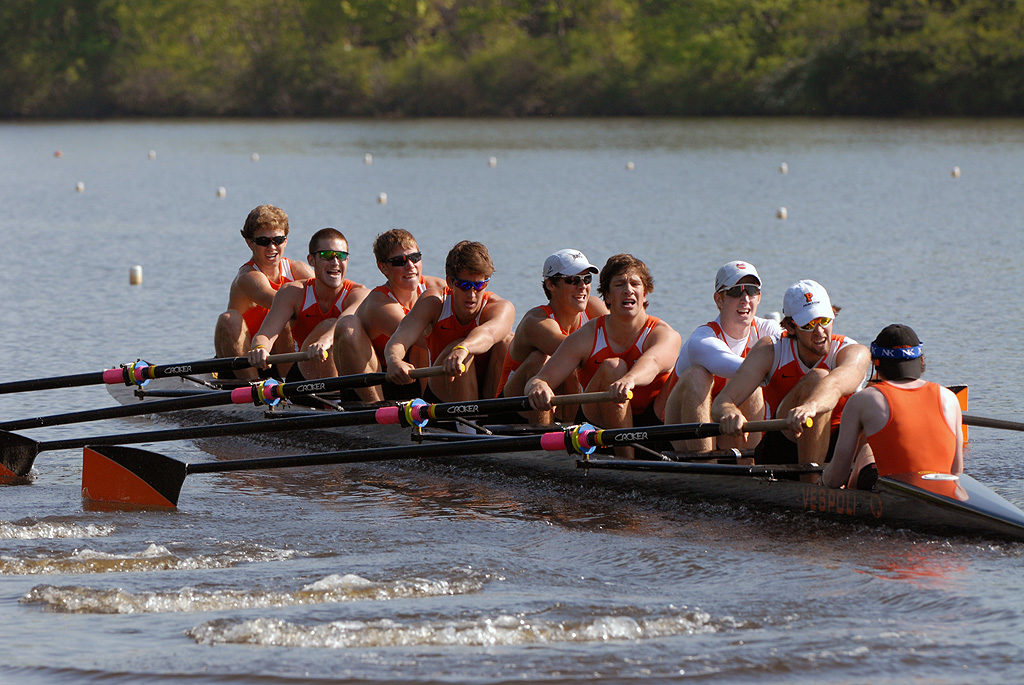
[{"left": 1, "top": 0, "right": 1022, "bottom": 116}]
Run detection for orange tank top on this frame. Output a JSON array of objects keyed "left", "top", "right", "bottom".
[
  {"left": 425, "top": 288, "right": 493, "bottom": 363},
  {"left": 291, "top": 278, "right": 359, "bottom": 348},
  {"left": 242, "top": 258, "right": 295, "bottom": 335},
  {"left": 369, "top": 279, "right": 427, "bottom": 353},
  {"left": 866, "top": 381, "right": 957, "bottom": 476},
  {"left": 579, "top": 315, "right": 669, "bottom": 414}
]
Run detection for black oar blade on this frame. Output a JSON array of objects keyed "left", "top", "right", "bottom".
[
  {"left": 82, "top": 445, "right": 186, "bottom": 508},
  {"left": 0, "top": 430, "right": 40, "bottom": 480}
]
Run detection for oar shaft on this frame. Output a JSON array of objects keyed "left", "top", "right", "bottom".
[
  {"left": 0, "top": 351, "right": 313, "bottom": 396},
  {"left": 963, "top": 414, "right": 1024, "bottom": 431},
  {"left": 413, "top": 390, "right": 617, "bottom": 421},
  {"left": 184, "top": 433, "right": 547, "bottom": 475},
  {"left": 579, "top": 418, "right": 791, "bottom": 449}
]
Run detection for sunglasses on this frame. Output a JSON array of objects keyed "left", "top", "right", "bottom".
[
  {"left": 554, "top": 274, "right": 592, "bottom": 286},
  {"left": 386, "top": 251, "right": 422, "bottom": 267},
  {"left": 315, "top": 249, "right": 348, "bottom": 261},
  {"left": 798, "top": 316, "right": 833, "bottom": 331},
  {"left": 718, "top": 283, "right": 761, "bottom": 298},
  {"left": 251, "top": 235, "right": 287, "bottom": 247},
  {"left": 453, "top": 277, "right": 490, "bottom": 292}
]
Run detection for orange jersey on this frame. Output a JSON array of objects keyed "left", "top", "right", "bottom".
[
  {"left": 495, "top": 304, "right": 590, "bottom": 396},
  {"left": 242, "top": 258, "right": 296, "bottom": 335},
  {"left": 291, "top": 278, "right": 360, "bottom": 348},
  {"left": 762, "top": 334, "right": 857, "bottom": 429},
  {"left": 425, "top": 288, "right": 494, "bottom": 363},
  {"left": 867, "top": 382, "right": 957, "bottom": 476},
  {"left": 579, "top": 315, "right": 670, "bottom": 415},
  {"left": 369, "top": 279, "right": 427, "bottom": 354}
]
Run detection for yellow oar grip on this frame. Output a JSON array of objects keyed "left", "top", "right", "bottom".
[
  {"left": 626, "top": 390, "right": 633, "bottom": 399},
  {"left": 804, "top": 417, "right": 813, "bottom": 427},
  {"left": 459, "top": 363, "right": 466, "bottom": 373}
]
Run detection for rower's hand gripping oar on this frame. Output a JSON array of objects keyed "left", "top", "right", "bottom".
[
  {"left": 0, "top": 365, "right": 448, "bottom": 432},
  {"left": 0, "top": 389, "right": 616, "bottom": 480},
  {"left": 0, "top": 350, "right": 317, "bottom": 396},
  {"left": 80, "top": 414, "right": 802, "bottom": 508}
]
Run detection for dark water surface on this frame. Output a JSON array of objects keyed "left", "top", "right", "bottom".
[{"left": 1, "top": 119, "right": 1022, "bottom": 683}]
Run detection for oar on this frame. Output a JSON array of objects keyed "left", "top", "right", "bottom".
[
  {"left": 80, "top": 417, "right": 795, "bottom": 508},
  {"left": 0, "top": 350, "right": 316, "bottom": 395},
  {"left": 963, "top": 414, "right": 1024, "bottom": 432},
  {"left": 0, "top": 390, "right": 616, "bottom": 479},
  {"left": 0, "top": 366, "right": 447, "bottom": 432}
]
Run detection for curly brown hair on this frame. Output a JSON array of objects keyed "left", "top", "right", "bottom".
[
  {"left": 445, "top": 241, "right": 494, "bottom": 281},
  {"left": 373, "top": 228, "right": 418, "bottom": 263},
  {"left": 598, "top": 254, "right": 653, "bottom": 309},
  {"left": 242, "top": 205, "right": 289, "bottom": 239}
]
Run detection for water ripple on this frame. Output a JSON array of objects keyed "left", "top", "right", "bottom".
[
  {"left": 0, "top": 543, "right": 297, "bottom": 575},
  {"left": 21, "top": 571, "right": 487, "bottom": 614},
  {"left": 0, "top": 519, "right": 116, "bottom": 540}
]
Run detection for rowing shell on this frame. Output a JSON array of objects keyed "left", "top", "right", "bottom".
[{"left": 103, "top": 376, "right": 1024, "bottom": 541}]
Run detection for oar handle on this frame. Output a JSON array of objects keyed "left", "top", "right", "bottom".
[
  {"left": 549, "top": 390, "right": 620, "bottom": 406},
  {"left": 739, "top": 419, "right": 793, "bottom": 433},
  {"left": 408, "top": 366, "right": 447, "bottom": 379},
  {"left": 266, "top": 350, "right": 318, "bottom": 365}
]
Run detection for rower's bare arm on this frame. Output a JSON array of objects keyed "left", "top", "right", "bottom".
[
  {"left": 357, "top": 292, "right": 405, "bottom": 339},
  {"left": 804, "top": 343, "right": 871, "bottom": 417},
  {"left": 712, "top": 343, "right": 774, "bottom": 433},
  {"left": 939, "top": 386, "right": 965, "bottom": 474},
  {"left": 385, "top": 295, "right": 442, "bottom": 382},
  {"left": 340, "top": 284, "right": 370, "bottom": 317},
  {"left": 462, "top": 297, "right": 516, "bottom": 355},
  {"left": 526, "top": 323, "right": 592, "bottom": 410},
  {"left": 249, "top": 284, "right": 303, "bottom": 367},
  {"left": 822, "top": 390, "right": 872, "bottom": 488},
  {"left": 619, "top": 322, "right": 682, "bottom": 388},
  {"left": 524, "top": 313, "right": 571, "bottom": 357},
  {"left": 237, "top": 269, "right": 281, "bottom": 310}
]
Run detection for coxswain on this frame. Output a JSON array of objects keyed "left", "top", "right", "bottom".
[
  {"left": 385, "top": 240, "right": 515, "bottom": 403},
  {"left": 662, "top": 260, "right": 781, "bottom": 453},
  {"left": 332, "top": 229, "right": 446, "bottom": 402},
  {"left": 526, "top": 253, "right": 681, "bottom": 458},
  {"left": 712, "top": 279, "right": 870, "bottom": 471},
  {"left": 248, "top": 227, "right": 368, "bottom": 379},
  {"left": 821, "top": 324, "right": 963, "bottom": 489},
  {"left": 496, "top": 248, "right": 608, "bottom": 423},
  {"left": 214, "top": 204, "right": 312, "bottom": 379}
]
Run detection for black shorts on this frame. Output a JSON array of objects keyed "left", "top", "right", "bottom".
[{"left": 755, "top": 426, "right": 839, "bottom": 465}]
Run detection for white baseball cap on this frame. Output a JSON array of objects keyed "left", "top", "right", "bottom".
[
  {"left": 782, "top": 280, "right": 834, "bottom": 327},
  {"left": 715, "top": 260, "right": 761, "bottom": 290},
  {"left": 542, "top": 249, "right": 599, "bottom": 278}
]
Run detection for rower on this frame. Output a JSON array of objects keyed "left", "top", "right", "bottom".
[
  {"left": 496, "top": 248, "right": 608, "bottom": 423},
  {"left": 214, "top": 204, "right": 313, "bottom": 380},
  {"left": 384, "top": 240, "right": 515, "bottom": 403},
  {"left": 332, "top": 229, "right": 446, "bottom": 402},
  {"left": 662, "top": 260, "right": 781, "bottom": 453},
  {"left": 712, "top": 279, "right": 870, "bottom": 471},
  {"left": 248, "top": 228, "right": 369, "bottom": 380},
  {"left": 821, "top": 324, "right": 963, "bottom": 489},
  {"left": 525, "top": 253, "right": 681, "bottom": 458}
]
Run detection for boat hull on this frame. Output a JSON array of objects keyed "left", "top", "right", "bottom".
[{"left": 105, "top": 377, "right": 1024, "bottom": 541}]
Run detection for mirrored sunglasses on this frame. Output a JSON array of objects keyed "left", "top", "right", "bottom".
[
  {"left": 555, "top": 274, "right": 592, "bottom": 286},
  {"left": 386, "top": 251, "right": 422, "bottom": 267},
  {"left": 453, "top": 277, "right": 490, "bottom": 291},
  {"left": 718, "top": 283, "right": 760, "bottom": 298},
  {"left": 251, "top": 235, "right": 287, "bottom": 247},
  {"left": 798, "top": 316, "right": 833, "bottom": 331},
  {"left": 315, "top": 249, "right": 348, "bottom": 261}
]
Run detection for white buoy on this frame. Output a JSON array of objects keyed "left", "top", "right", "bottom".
[
  {"left": 216, "top": 186, "right": 227, "bottom": 198},
  {"left": 626, "top": 161, "right": 635, "bottom": 171},
  {"left": 251, "top": 152, "right": 260, "bottom": 162},
  {"left": 776, "top": 207, "right": 788, "bottom": 220},
  {"left": 363, "top": 152, "right": 373, "bottom": 165},
  {"left": 129, "top": 265, "right": 143, "bottom": 286},
  {"left": 147, "top": 150, "right": 156, "bottom": 160},
  {"left": 488, "top": 156, "right": 498, "bottom": 168},
  {"left": 377, "top": 192, "right": 388, "bottom": 205},
  {"left": 75, "top": 181, "right": 85, "bottom": 192},
  {"left": 951, "top": 166, "right": 961, "bottom": 178},
  {"left": 779, "top": 162, "right": 788, "bottom": 174}
]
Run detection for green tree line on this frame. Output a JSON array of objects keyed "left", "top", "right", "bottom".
[{"left": 2, "top": 0, "right": 1022, "bottom": 117}]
